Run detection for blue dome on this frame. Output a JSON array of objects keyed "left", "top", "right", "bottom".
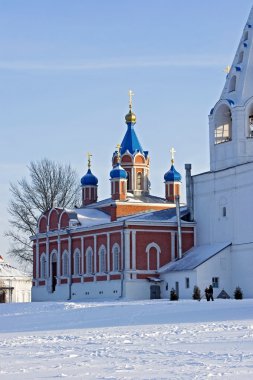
[
  {"left": 81, "top": 168, "right": 98, "bottom": 186},
  {"left": 110, "top": 163, "right": 127, "bottom": 179},
  {"left": 164, "top": 165, "right": 182, "bottom": 182}
]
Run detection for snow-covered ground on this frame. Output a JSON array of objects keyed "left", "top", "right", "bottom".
[{"left": 0, "top": 299, "right": 253, "bottom": 379}]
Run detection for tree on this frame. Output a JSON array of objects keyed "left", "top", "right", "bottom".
[
  {"left": 6, "top": 158, "right": 80, "bottom": 266},
  {"left": 192, "top": 285, "right": 201, "bottom": 301},
  {"left": 234, "top": 286, "right": 243, "bottom": 300}
]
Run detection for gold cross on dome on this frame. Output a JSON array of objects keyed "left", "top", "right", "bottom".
[
  {"left": 170, "top": 147, "right": 176, "bottom": 164},
  {"left": 128, "top": 89, "right": 134, "bottom": 109},
  {"left": 87, "top": 152, "right": 92, "bottom": 168},
  {"left": 116, "top": 144, "right": 121, "bottom": 160}
]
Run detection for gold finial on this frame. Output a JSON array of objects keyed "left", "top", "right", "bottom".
[
  {"left": 116, "top": 144, "right": 121, "bottom": 162},
  {"left": 87, "top": 152, "right": 92, "bottom": 169},
  {"left": 224, "top": 65, "right": 231, "bottom": 74},
  {"left": 128, "top": 89, "right": 134, "bottom": 110},
  {"left": 170, "top": 147, "right": 176, "bottom": 165}
]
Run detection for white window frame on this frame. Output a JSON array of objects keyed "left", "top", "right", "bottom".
[
  {"left": 112, "top": 243, "right": 120, "bottom": 272},
  {"left": 62, "top": 250, "right": 69, "bottom": 277},
  {"left": 74, "top": 249, "right": 81, "bottom": 275},
  {"left": 145, "top": 242, "right": 161, "bottom": 271},
  {"left": 85, "top": 247, "right": 93, "bottom": 275},
  {"left": 99, "top": 245, "right": 107, "bottom": 273}
]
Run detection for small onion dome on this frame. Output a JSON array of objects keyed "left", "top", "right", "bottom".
[
  {"left": 125, "top": 110, "right": 136, "bottom": 124},
  {"left": 164, "top": 165, "right": 182, "bottom": 182},
  {"left": 110, "top": 163, "right": 127, "bottom": 179},
  {"left": 81, "top": 168, "right": 98, "bottom": 186}
]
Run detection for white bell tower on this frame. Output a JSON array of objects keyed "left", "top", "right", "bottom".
[{"left": 209, "top": 6, "right": 253, "bottom": 171}]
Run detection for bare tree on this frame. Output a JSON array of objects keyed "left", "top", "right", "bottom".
[{"left": 6, "top": 158, "right": 80, "bottom": 265}]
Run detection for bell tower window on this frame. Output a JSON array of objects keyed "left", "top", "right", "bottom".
[
  {"left": 137, "top": 172, "right": 142, "bottom": 190},
  {"left": 214, "top": 104, "right": 232, "bottom": 144},
  {"left": 249, "top": 114, "right": 253, "bottom": 138},
  {"left": 229, "top": 76, "right": 236, "bottom": 92}
]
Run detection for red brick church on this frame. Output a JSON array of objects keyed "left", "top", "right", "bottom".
[{"left": 32, "top": 94, "right": 195, "bottom": 301}]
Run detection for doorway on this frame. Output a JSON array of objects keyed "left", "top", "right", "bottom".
[
  {"left": 0, "top": 290, "right": 6, "bottom": 303},
  {"left": 175, "top": 282, "right": 179, "bottom": 299},
  {"left": 150, "top": 285, "right": 161, "bottom": 299}
]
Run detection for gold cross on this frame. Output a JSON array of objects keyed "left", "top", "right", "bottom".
[
  {"left": 170, "top": 147, "right": 176, "bottom": 164},
  {"left": 224, "top": 65, "right": 231, "bottom": 74},
  {"left": 116, "top": 144, "right": 121, "bottom": 160},
  {"left": 87, "top": 152, "right": 92, "bottom": 168},
  {"left": 128, "top": 90, "right": 134, "bottom": 109}
]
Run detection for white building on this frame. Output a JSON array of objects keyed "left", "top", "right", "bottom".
[
  {"left": 0, "top": 256, "right": 31, "bottom": 303},
  {"left": 161, "top": 6, "right": 253, "bottom": 299}
]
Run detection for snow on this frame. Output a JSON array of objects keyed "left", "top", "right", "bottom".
[
  {"left": 0, "top": 299, "right": 253, "bottom": 379},
  {"left": 74, "top": 208, "right": 111, "bottom": 228},
  {"left": 159, "top": 242, "right": 231, "bottom": 272},
  {"left": 0, "top": 257, "right": 31, "bottom": 278}
]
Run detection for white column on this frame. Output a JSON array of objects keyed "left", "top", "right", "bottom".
[
  {"left": 132, "top": 230, "right": 136, "bottom": 270},
  {"left": 94, "top": 235, "right": 97, "bottom": 274},
  {"left": 124, "top": 229, "right": 131, "bottom": 279},
  {"left": 57, "top": 236, "right": 61, "bottom": 284},
  {"left": 131, "top": 168, "right": 134, "bottom": 191},
  {"left": 171, "top": 232, "right": 176, "bottom": 261},
  {"left": 36, "top": 239, "right": 39, "bottom": 279},
  {"left": 81, "top": 237, "right": 84, "bottom": 274},
  {"left": 46, "top": 237, "right": 50, "bottom": 278},
  {"left": 120, "top": 231, "right": 123, "bottom": 271},
  {"left": 106, "top": 232, "right": 111, "bottom": 280},
  {"left": 68, "top": 236, "right": 72, "bottom": 282}
]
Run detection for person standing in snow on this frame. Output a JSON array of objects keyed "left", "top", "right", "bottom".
[
  {"left": 205, "top": 287, "right": 210, "bottom": 301},
  {"left": 209, "top": 284, "right": 214, "bottom": 301}
]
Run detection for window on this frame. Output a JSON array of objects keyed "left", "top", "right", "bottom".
[
  {"left": 212, "top": 277, "right": 219, "bottom": 288},
  {"left": 99, "top": 245, "right": 106, "bottom": 273},
  {"left": 145, "top": 243, "right": 161, "bottom": 270},
  {"left": 244, "top": 31, "right": 249, "bottom": 41},
  {"left": 229, "top": 76, "right": 236, "bottom": 92},
  {"left": 137, "top": 172, "right": 142, "bottom": 190},
  {"left": 40, "top": 254, "right": 46, "bottom": 278},
  {"left": 238, "top": 51, "right": 244, "bottom": 64},
  {"left": 62, "top": 251, "right": 69, "bottom": 276},
  {"left": 215, "top": 124, "right": 231, "bottom": 144},
  {"left": 185, "top": 277, "right": 190, "bottom": 289},
  {"left": 222, "top": 207, "right": 227, "bottom": 217},
  {"left": 112, "top": 244, "right": 120, "bottom": 271},
  {"left": 74, "top": 249, "right": 81, "bottom": 275},
  {"left": 85, "top": 248, "right": 93, "bottom": 274}
]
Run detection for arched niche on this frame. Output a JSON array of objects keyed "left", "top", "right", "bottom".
[
  {"left": 229, "top": 76, "right": 237, "bottom": 92},
  {"left": 247, "top": 102, "right": 253, "bottom": 137},
  {"left": 214, "top": 104, "right": 232, "bottom": 144},
  {"left": 238, "top": 51, "right": 244, "bottom": 64}
]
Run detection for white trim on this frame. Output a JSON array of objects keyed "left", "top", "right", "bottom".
[{"left": 145, "top": 242, "right": 161, "bottom": 271}]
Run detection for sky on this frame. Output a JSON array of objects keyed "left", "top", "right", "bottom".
[{"left": 0, "top": 0, "right": 253, "bottom": 262}]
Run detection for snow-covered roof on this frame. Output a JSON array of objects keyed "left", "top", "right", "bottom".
[
  {"left": 121, "top": 206, "right": 189, "bottom": 223},
  {"left": 159, "top": 242, "right": 231, "bottom": 273},
  {"left": 74, "top": 208, "right": 111, "bottom": 227},
  {"left": 0, "top": 256, "right": 31, "bottom": 278}
]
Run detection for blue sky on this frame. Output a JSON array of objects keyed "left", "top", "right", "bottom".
[{"left": 0, "top": 1, "right": 252, "bottom": 261}]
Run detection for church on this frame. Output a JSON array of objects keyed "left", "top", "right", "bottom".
[
  {"left": 32, "top": 6, "right": 253, "bottom": 301},
  {"left": 31, "top": 93, "right": 195, "bottom": 301}
]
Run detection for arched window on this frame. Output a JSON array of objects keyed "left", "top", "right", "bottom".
[
  {"left": 137, "top": 172, "right": 142, "bottom": 190},
  {"left": 74, "top": 249, "right": 81, "bottom": 275},
  {"left": 85, "top": 247, "right": 93, "bottom": 274},
  {"left": 238, "top": 51, "right": 244, "bottom": 64},
  {"left": 126, "top": 170, "right": 131, "bottom": 191},
  {"left": 146, "top": 243, "right": 161, "bottom": 270},
  {"left": 62, "top": 251, "right": 69, "bottom": 276},
  {"left": 214, "top": 104, "right": 232, "bottom": 144},
  {"left": 99, "top": 245, "right": 106, "bottom": 273},
  {"left": 112, "top": 244, "right": 120, "bottom": 272},
  {"left": 229, "top": 76, "right": 236, "bottom": 92},
  {"left": 40, "top": 254, "right": 46, "bottom": 278}
]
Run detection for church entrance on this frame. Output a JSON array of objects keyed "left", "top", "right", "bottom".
[
  {"left": 150, "top": 285, "right": 161, "bottom": 299},
  {"left": 0, "top": 290, "right": 6, "bottom": 303},
  {"left": 51, "top": 251, "right": 58, "bottom": 293},
  {"left": 52, "top": 262, "right": 57, "bottom": 292}
]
